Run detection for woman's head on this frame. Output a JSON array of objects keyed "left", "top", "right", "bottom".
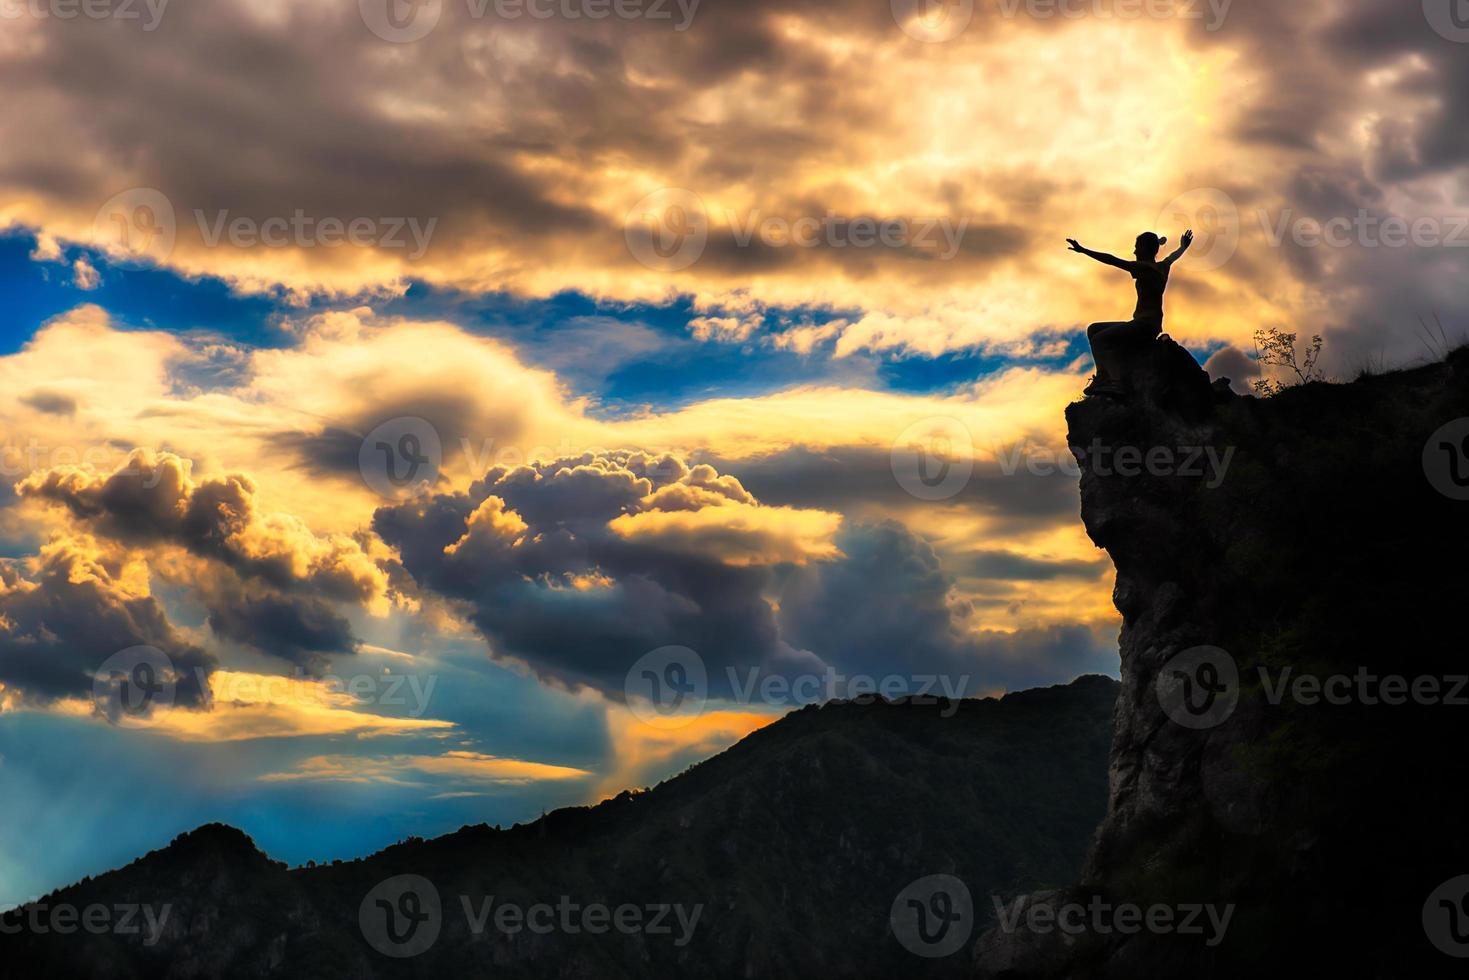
[{"left": 1135, "top": 232, "right": 1168, "bottom": 259}]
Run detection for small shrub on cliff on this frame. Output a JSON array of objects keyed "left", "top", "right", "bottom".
[{"left": 1252, "top": 328, "right": 1325, "bottom": 395}]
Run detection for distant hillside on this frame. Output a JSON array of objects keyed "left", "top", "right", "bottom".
[{"left": 0, "top": 676, "right": 1117, "bottom": 979}]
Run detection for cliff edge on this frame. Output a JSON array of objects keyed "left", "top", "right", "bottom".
[{"left": 976, "top": 338, "right": 1469, "bottom": 977}]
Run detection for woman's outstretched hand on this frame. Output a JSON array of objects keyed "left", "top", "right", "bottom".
[
  {"left": 1066, "top": 239, "right": 1084, "bottom": 253},
  {"left": 1181, "top": 229, "right": 1194, "bottom": 250}
]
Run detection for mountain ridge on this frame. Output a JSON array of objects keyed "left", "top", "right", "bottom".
[{"left": 1, "top": 676, "right": 1119, "bottom": 979}]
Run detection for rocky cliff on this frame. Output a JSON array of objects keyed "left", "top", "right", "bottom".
[{"left": 976, "top": 339, "right": 1469, "bottom": 977}]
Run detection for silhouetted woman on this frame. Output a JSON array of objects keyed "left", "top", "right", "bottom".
[{"left": 1068, "top": 229, "right": 1193, "bottom": 396}]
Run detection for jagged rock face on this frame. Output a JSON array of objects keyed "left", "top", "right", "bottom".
[
  {"left": 1067, "top": 341, "right": 1231, "bottom": 877},
  {"left": 977, "top": 342, "right": 1469, "bottom": 978}
]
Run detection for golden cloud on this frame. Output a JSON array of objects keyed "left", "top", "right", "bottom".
[
  {"left": 261, "top": 750, "right": 592, "bottom": 786},
  {"left": 608, "top": 501, "right": 843, "bottom": 565}
]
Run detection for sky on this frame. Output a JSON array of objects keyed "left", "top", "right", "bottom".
[{"left": 1, "top": 0, "right": 1467, "bottom": 907}]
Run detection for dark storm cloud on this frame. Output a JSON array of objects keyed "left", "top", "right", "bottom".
[
  {"left": 204, "top": 590, "right": 356, "bottom": 672},
  {"left": 778, "top": 521, "right": 1115, "bottom": 690},
  {"left": 267, "top": 391, "right": 507, "bottom": 483},
  {"left": 0, "top": 0, "right": 1043, "bottom": 295},
  {"left": 1319, "top": 1, "right": 1469, "bottom": 179},
  {"left": 374, "top": 450, "right": 792, "bottom": 695},
  {"left": 1203, "top": 345, "right": 1262, "bottom": 395},
  {"left": 700, "top": 445, "right": 1081, "bottom": 533},
  {"left": 953, "top": 549, "right": 1108, "bottom": 582},
  {"left": 18, "top": 391, "right": 78, "bottom": 417},
  {"left": 0, "top": 542, "right": 214, "bottom": 708},
  {"left": 669, "top": 220, "right": 1029, "bottom": 278},
  {"left": 18, "top": 451, "right": 380, "bottom": 665},
  {"left": 1192, "top": 1, "right": 1469, "bottom": 360},
  {"left": 2, "top": 4, "right": 601, "bottom": 231},
  {"left": 3, "top": 0, "right": 1461, "bottom": 365},
  {"left": 19, "top": 451, "right": 379, "bottom": 603},
  {"left": 376, "top": 451, "right": 1108, "bottom": 698}
]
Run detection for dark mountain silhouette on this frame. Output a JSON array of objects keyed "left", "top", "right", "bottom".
[
  {"left": 977, "top": 340, "right": 1469, "bottom": 977},
  {"left": 0, "top": 678, "right": 1117, "bottom": 979}
]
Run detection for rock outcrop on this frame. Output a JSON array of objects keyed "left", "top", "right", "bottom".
[{"left": 976, "top": 338, "right": 1469, "bottom": 977}]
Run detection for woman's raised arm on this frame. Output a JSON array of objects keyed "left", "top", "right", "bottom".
[
  {"left": 1161, "top": 229, "right": 1195, "bottom": 268},
  {"left": 1067, "top": 239, "right": 1133, "bottom": 271}
]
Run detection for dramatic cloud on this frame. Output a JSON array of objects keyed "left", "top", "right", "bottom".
[
  {"left": 0, "top": 307, "right": 1118, "bottom": 686},
  {"left": 0, "top": 537, "right": 214, "bottom": 710},
  {"left": 374, "top": 450, "right": 829, "bottom": 695},
  {"left": 595, "top": 706, "right": 778, "bottom": 799},
  {"left": 1203, "top": 345, "right": 1263, "bottom": 395},
  {"left": 2, "top": 1, "right": 1463, "bottom": 367},
  {"left": 18, "top": 450, "right": 388, "bottom": 670},
  {"left": 92, "top": 669, "right": 456, "bottom": 742},
  {"left": 778, "top": 521, "right": 1114, "bottom": 691},
  {"left": 259, "top": 751, "right": 591, "bottom": 787},
  {"left": 19, "top": 450, "right": 385, "bottom": 603},
  {"left": 377, "top": 450, "right": 1113, "bottom": 699}
]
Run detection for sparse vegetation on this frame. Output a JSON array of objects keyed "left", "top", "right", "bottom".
[
  {"left": 1415, "top": 312, "right": 1460, "bottom": 363},
  {"left": 1252, "top": 327, "right": 1325, "bottom": 396}
]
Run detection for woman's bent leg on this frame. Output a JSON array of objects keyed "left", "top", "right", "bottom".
[{"left": 1086, "top": 321, "right": 1133, "bottom": 381}]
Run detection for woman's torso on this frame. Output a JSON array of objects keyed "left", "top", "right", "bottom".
[{"left": 1131, "top": 262, "right": 1169, "bottom": 321}]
